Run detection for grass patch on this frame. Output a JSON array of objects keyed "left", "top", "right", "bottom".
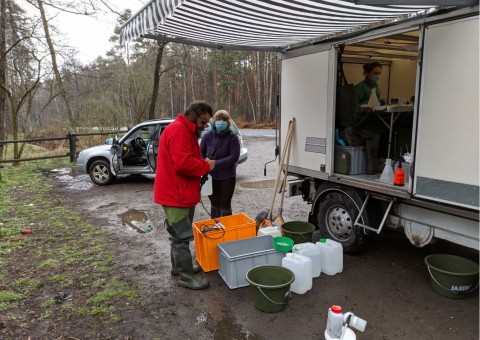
[
  {"left": 49, "top": 274, "right": 67, "bottom": 283},
  {"left": 39, "top": 259, "right": 61, "bottom": 269},
  {"left": 0, "top": 291, "right": 23, "bottom": 303},
  {"left": 13, "top": 278, "right": 42, "bottom": 294},
  {"left": 0, "top": 158, "right": 139, "bottom": 336},
  {"left": 41, "top": 299, "right": 56, "bottom": 308}
]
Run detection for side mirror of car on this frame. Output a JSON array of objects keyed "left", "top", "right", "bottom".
[{"left": 105, "top": 136, "right": 119, "bottom": 145}]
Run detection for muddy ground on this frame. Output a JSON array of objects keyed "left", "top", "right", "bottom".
[{"left": 49, "top": 136, "right": 478, "bottom": 339}]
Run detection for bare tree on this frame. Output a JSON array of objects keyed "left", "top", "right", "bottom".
[
  {"left": 148, "top": 40, "right": 169, "bottom": 120},
  {"left": 36, "top": 0, "right": 75, "bottom": 125},
  {"left": 0, "top": 0, "right": 6, "bottom": 160}
]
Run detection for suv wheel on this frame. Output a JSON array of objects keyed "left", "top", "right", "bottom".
[{"left": 89, "top": 160, "right": 116, "bottom": 185}]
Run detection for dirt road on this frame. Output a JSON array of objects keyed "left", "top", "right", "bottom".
[{"left": 51, "top": 136, "right": 478, "bottom": 339}]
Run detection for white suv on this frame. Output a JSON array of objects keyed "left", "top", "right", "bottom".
[{"left": 76, "top": 118, "right": 247, "bottom": 185}]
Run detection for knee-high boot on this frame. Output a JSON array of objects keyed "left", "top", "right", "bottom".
[
  {"left": 210, "top": 206, "right": 221, "bottom": 218},
  {"left": 220, "top": 207, "right": 232, "bottom": 217},
  {"left": 165, "top": 218, "right": 207, "bottom": 289},
  {"left": 170, "top": 247, "right": 201, "bottom": 276},
  {"left": 171, "top": 242, "right": 209, "bottom": 290}
]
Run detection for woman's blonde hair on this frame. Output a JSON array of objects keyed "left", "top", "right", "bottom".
[{"left": 213, "top": 110, "right": 231, "bottom": 127}]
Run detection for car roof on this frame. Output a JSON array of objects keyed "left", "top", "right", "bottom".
[
  {"left": 143, "top": 118, "right": 175, "bottom": 124},
  {"left": 135, "top": 118, "right": 175, "bottom": 128}
]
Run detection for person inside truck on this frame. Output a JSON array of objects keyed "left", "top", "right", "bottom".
[
  {"left": 339, "top": 61, "right": 388, "bottom": 175},
  {"left": 354, "top": 61, "right": 385, "bottom": 106},
  {"left": 354, "top": 62, "right": 388, "bottom": 174}
]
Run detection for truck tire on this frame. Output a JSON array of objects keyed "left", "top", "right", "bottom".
[
  {"left": 316, "top": 191, "right": 366, "bottom": 253},
  {"left": 89, "top": 160, "right": 116, "bottom": 185}
]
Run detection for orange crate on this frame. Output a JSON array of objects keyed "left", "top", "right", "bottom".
[{"left": 193, "top": 213, "right": 256, "bottom": 272}]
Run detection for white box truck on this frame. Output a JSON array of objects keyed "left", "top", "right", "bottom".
[{"left": 281, "top": 7, "right": 479, "bottom": 252}]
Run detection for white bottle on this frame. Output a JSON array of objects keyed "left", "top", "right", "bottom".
[
  {"left": 281, "top": 253, "right": 312, "bottom": 294},
  {"left": 317, "top": 238, "right": 343, "bottom": 275},
  {"left": 367, "top": 87, "right": 380, "bottom": 107},
  {"left": 257, "top": 226, "right": 282, "bottom": 237},
  {"left": 344, "top": 312, "right": 367, "bottom": 333},
  {"left": 325, "top": 305, "right": 344, "bottom": 339},
  {"left": 292, "top": 242, "right": 322, "bottom": 277},
  {"left": 379, "top": 159, "right": 394, "bottom": 183},
  {"left": 200, "top": 174, "right": 213, "bottom": 196}
]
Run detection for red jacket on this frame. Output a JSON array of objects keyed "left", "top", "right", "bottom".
[{"left": 154, "top": 114, "right": 210, "bottom": 207}]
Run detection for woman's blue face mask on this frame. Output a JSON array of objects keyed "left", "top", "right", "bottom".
[
  {"left": 371, "top": 75, "right": 380, "bottom": 83},
  {"left": 215, "top": 120, "right": 228, "bottom": 132}
]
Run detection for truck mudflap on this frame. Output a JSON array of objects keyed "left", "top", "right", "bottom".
[{"left": 405, "top": 222, "right": 434, "bottom": 248}]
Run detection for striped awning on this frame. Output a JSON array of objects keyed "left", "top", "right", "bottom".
[{"left": 120, "top": 0, "right": 436, "bottom": 51}]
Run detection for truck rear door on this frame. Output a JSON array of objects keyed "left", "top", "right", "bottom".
[
  {"left": 280, "top": 47, "right": 335, "bottom": 179},
  {"left": 414, "top": 16, "right": 479, "bottom": 209}
]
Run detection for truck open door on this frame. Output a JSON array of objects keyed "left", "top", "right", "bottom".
[
  {"left": 414, "top": 17, "right": 479, "bottom": 210},
  {"left": 280, "top": 47, "right": 336, "bottom": 181}
]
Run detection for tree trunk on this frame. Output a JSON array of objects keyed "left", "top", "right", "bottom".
[
  {"left": 0, "top": 0, "right": 6, "bottom": 160},
  {"left": 181, "top": 58, "right": 186, "bottom": 110},
  {"left": 148, "top": 40, "right": 166, "bottom": 120},
  {"left": 169, "top": 76, "right": 174, "bottom": 117},
  {"left": 37, "top": 0, "right": 75, "bottom": 125}
]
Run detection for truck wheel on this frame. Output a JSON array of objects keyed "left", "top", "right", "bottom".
[
  {"left": 89, "top": 160, "right": 116, "bottom": 185},
  {"left": 316, "top": 191, "right": 365, "bottom": 253}
]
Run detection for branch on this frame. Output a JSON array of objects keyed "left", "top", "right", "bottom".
[
  {"left": 28, "top": 0, "right": 94, "bottom": 15},
  {"left": 0, "top": 82, "right": 12, "bottom": 99},
  {"left": 97, "top": 0, "right": 123, "bottom": 16}
]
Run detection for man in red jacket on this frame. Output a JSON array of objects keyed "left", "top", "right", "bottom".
[{"left": 154, "top": 101, "right": 215, "bottom": 290}]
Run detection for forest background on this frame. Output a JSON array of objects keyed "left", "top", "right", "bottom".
[{"left": 0, "top": 0, "right": 278, "bottom": 161}]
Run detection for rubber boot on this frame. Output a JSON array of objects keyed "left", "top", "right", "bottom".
[
  {"left": 210, "top": 206, "right": 221, "bottom": 218},
  {"left": 172, "top": 243, "right": 209, "bottom": 290},
  {"left": 220, "top": 207, "right": 232, "bottom": 217},
  {"left": 170, "top": 248, "right": 201, "bottom": 276},
  {"left": 366, "top": 134, "right": 380, "bottom": 175},
  {"left": 165, "top": 217, "right": 202, "bottom": 276}
]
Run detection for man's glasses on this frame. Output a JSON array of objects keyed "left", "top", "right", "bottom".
[{"left": 199, "top": 119, "right": 209, "bottom": 126}]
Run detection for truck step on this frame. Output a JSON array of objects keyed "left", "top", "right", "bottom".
[{"left": 354, "top": 192, "right": 394, "bottom": 234}]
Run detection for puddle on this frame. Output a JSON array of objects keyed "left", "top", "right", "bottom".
[
  {"left": 240, "top": 179, "right": 275, "bottom": 189},
  {"left": 49, "top": 167, "right": 94, "bottom": 191},
  {"left": 199, "top": 301, "right": 259, "bottom": 339},
  {"left": 118, "top": 209, "right": 153, "bottom": 233}
]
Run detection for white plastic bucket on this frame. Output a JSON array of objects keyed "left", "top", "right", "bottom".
[
  {"left": 257, "top": 226, "right": 282, "bottom": 238},
  {"left": 324, "top": 327, "right": 356, "bottom": 340}
]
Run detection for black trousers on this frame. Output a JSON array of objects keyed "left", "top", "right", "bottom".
[{"left": 209, "top": 177, "right": 236, "bottom": 209}]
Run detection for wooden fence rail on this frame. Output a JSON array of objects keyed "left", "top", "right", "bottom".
[{"left": 0, "top": 129, "right": 128, "bottom": 164}]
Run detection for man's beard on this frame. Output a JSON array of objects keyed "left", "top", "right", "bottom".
[{"left": 196, "top": 127, "right": 204, "bottom": 138}]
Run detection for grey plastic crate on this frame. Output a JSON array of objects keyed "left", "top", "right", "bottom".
[
  {"left": 335, "top": 145, "right": 366, "bottom": 175},
  {"left": 217, "top": 235, "right": 285, "bottom": 289}
]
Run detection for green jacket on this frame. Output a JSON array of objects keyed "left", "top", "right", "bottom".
[{"left": 355, "top": 80, "right": 381, "bottom": 106}]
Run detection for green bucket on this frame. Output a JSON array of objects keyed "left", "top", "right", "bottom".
[
  {"left": 424, "top": 254, "right": 479, "bottom": 299},
  {"left": 281, "top": 221, "right": 315, "bottom": 244},
  {"left": 245, "top": 265, "right": 295, "bottom": 313}
]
